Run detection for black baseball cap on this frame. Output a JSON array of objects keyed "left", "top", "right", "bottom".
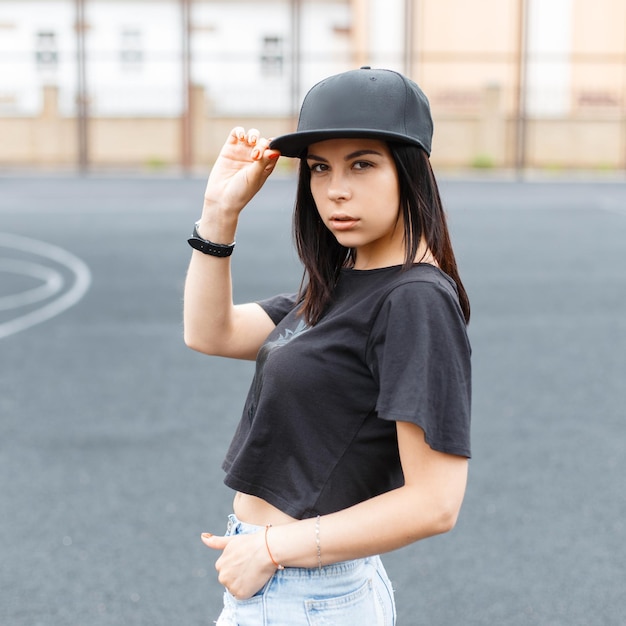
[{"left": 270, "top": 67, "right": 433, "bottom": 158}]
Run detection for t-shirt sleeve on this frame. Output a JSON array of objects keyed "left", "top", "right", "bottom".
[
  {"left": 367, "top": 279, "right": 472, "bottom": 458},
  {"left": 256, "top": 293, "right": 299, "bottom": 326}
]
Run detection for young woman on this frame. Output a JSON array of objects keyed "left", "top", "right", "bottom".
[{"left": 184, "top": 67, "right": 471, "bottom": 626}]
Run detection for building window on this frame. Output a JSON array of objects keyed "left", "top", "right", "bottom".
[
  {"left": 120, "top": 29, "right": 143, "bottom": 69},
  {"left": 261, "top": 36, "right": 283, "bottom": 76},
  {"left": 36, "top": 32, "right": 58, "bottom": 68}
]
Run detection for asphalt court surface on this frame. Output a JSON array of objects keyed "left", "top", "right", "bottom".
[{"left": 1, "top": 173, "right": 625, "bottom": 625}]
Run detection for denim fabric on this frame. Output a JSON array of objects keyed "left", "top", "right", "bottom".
[{"left": 215, "top": 514, "right": 396, "bottom": 626}]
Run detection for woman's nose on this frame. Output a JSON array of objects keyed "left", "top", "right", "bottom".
[{"left": 327, "top": 172, "right": 351, "bottom": 201}]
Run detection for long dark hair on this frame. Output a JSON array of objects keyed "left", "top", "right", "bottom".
[{"left": 293, "top": 142, "right": 470, "bottom": 325}]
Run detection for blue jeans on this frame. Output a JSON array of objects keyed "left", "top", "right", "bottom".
[{"left": 215, "top": 514, "right": 396, "bottom": 626}]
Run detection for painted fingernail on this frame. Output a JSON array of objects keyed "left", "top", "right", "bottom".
[
  {"left": 268, "top": 153, "right": 280, "bottom": 160},
  {"left": 201, "top": 533, "right": 213, "bottom": 539}
]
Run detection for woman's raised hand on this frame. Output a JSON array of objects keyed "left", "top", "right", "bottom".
[
  {"left": 185, "top": 127, "right": 280, "bottom": 358},
  {"left": 203, "top": 127, "right": 281, "bottom": 217}
]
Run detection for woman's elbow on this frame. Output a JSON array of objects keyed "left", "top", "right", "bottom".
[
  {"left": 431, "top": 459, "right": 468, "bottom": 534},
  {"left": 184, "top": 336, "right": 207, "bottom": 354},
  {"left": 435, "top": 501, "right": 463, "bottom": 534},
  {"left": 183, "top": 326, "right": 254, "bottom": 359},
  {"left": 413, "top": 484, "right": 465, "bottom": 536},
  {"left": 404, "top": 496, "right": 462, "bottom": 542},
  {"left": 183, "top": 328, "right": 218, "bottom": 355}
]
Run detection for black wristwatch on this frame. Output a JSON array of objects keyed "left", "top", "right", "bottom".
[{"left": 187, "top": 221, "right": 235, "bottom": 257}]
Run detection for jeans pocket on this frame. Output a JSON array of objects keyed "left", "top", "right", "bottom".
[
  {"left": 218, "top": 578, "right": 273, "bottom": 626},
  {"left": 305, "top": 578, "right": 377, "bottom": 625},
  {"left": 374, "top": 566, "right": 396, "bottom": 626},
  {"left": 215, "top": 600, "right": 237, "bottom": 626},
  {"left": 218, "top": 591, "right": 265, "bottom": 626}
]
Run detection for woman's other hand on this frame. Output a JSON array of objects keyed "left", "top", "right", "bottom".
[{"left": 201, "top": 530, "right": 277, "bottom": 600}]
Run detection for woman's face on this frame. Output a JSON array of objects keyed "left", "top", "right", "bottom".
[{"left": 306, "top": 138, "right": 403, "bottom": 269}]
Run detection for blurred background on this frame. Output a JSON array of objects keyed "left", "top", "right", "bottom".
[{"left": 1, "top": 0, "right": 626, "bottom": 174}]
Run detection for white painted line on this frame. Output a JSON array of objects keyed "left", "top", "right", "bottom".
[
  {"left": 0, "top": 233, "right": 92, "bottom": 340},
  {"left": 0, "top": 259, "right": 64, "bottom": 311}
]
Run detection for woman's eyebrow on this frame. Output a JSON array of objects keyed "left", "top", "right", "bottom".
[
  {"left": 306, "top": 149, "right": 383, "bottom": 162},
  {"left": 344, "top": 149, "right": 383, "bottom": 160}
]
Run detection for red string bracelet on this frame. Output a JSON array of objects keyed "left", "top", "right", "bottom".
[{"left": 264, "top": 524, "right": 285, "bottom": 570}]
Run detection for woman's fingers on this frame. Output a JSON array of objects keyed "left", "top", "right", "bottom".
[
  {"left": 229, "top": 126, "right": 246, "bottom": 143},
  {"left": 247, "top": 128, "right": 260, "bottom": 145},
  {"left": 227, "top": 127, "right": 279, "bottom": 159},
  {"left": 201, "top": 533, "right": 231, "bottom": 550},
  {"left": 204, "top": 128, "right": 281, "bottom": 212},
  {"left": 228, "top": 127, "right": 261, "bottom": 147}
]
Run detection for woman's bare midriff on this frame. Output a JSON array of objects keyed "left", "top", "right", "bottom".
[{"left": 233, "top": 492, "right": 298, "bottom": 526}]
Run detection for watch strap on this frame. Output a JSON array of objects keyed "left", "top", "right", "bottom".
[{"left": 188, "top": 222, "right": 235, "bottom": 257}]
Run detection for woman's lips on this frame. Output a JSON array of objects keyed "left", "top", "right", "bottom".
[{"left": 329, "top": 214, "right": 359, "bottom": 231}]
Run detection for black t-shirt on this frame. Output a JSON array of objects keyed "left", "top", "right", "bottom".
[{"left": 222, "top": 264, "right": 471, "bottom": 519}]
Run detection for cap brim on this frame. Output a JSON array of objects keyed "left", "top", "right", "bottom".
[{"left": 269, "top": 129, "right": 428, "bottom": 158}]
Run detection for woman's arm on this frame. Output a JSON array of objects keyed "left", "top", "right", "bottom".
[
  {"left": 204, "top": 421, "right": 468, "bottom": 598},
  {"left": 183, "top": 127, "right": 280, "bottom": 360},
  {"left": 293, "top": 421, "right": 468, "bottom": 562}
]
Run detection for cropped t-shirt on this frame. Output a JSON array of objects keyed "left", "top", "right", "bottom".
[{"left": 222, "top": 263, "right": 471, "bottom": 520}]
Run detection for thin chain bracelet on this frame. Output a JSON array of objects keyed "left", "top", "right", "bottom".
[
  {"left": 264, "top": 524, "right": 284, "bottom": 570},
  {"left": 315, "top": 515, "right": 322, "bottom": 571}
]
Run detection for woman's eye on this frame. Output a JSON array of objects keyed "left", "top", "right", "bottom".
[
  {"left": 309, "top": 163, "right": 327, "bottom": 173},
  {"left": 353, "top": 161, "right": 372, "bottom": 170}
]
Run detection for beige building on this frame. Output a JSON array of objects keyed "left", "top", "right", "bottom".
[{"left": 0, "top": 0, "right": 624, "bottom": 172}]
